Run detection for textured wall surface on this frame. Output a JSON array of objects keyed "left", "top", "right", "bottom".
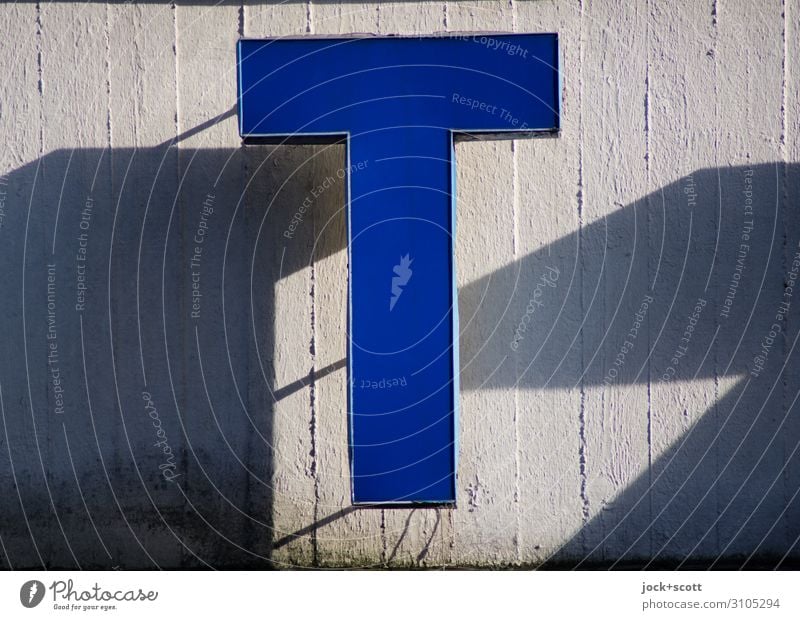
[{"left": 0, "top": 0, "right": 799, "bottom": 568}]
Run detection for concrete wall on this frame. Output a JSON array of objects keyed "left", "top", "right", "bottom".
[{"left": 0, "top": 0, "right": 798, "bottom": 568}]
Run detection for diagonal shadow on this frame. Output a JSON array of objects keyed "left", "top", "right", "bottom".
[{"left": 456, "top": 162, "right": 800, "bottom": 567}]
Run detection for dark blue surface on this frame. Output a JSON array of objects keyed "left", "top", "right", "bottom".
[{"left": 238, "top": 35, "right": 560, "bottom": 503}]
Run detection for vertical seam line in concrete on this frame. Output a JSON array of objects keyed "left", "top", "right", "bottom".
[
  {"left": 644, "top": 0, "right": 656, "bottom": 556},
  {"left": 35, "top": 0, "right": 48, "bottom": 563},
  {"left": 173, "top": 2, "right": 180, "bottom": 139},
  {"left": 712, "top": 0, "right": 721, "bottom": 553},
  {"left": 104, "top": 0, "right": 113, "bottom": 408},
  {"left": 36, "top": 1, "right": 43, "bottom": 154},
  {"left": 309, "top": 143, "right": 319, "bottom": 564},
  {"left": 780, "top": 0, "right": 789, "bottom": 543},
  {"left": 132, "top": 5, "right": 142, "bottom": 146},
  {"left": 310, "top": 258, "right": 319, "bottom": 565},
  {"left": 644, "top": 0, "right": 653, "bottom": 557},
  {"left": 105, "top": 3, "right": 112, "bottom": 171},
  {"left": 511, "top": 0, "right": 520, "bottom": 559},
  {"left": 576, "top": 0, "right": 590, "bottom": 537},
  {"left": 380, "top": 510, "right": 387, "bottom": 566},
  {"left": 512, "top": 139, "right": 521, "bottom": 563},
  {"left": 106, "top": 3, "right": 114, "bottom": 149},
  {"left": 307, "top": 1, "right": 313, "bottom": 34}
]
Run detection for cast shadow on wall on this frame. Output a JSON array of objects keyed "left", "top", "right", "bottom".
[
  {"left": 0, "top": 126, "right": 797, "bottom": 567},
  {"left": 458, "top": 160, "right": 800, "bottom": 568}
]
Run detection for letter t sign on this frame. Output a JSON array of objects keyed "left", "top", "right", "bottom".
[{"left": 237, "top": 34, "right": 560, "bottom": 504}]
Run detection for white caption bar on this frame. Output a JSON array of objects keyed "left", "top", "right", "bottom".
[{"left": 0, "top": 570, "right": 797, "bottom": 619}]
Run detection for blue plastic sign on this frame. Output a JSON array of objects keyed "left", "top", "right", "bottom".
[{"left": 238, "top": 34, "right": 560, "bottom": 504}]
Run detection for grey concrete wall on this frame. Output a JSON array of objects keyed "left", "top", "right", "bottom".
[{"left": 0, "top": 0, "right": 798, "bottom": 568}]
